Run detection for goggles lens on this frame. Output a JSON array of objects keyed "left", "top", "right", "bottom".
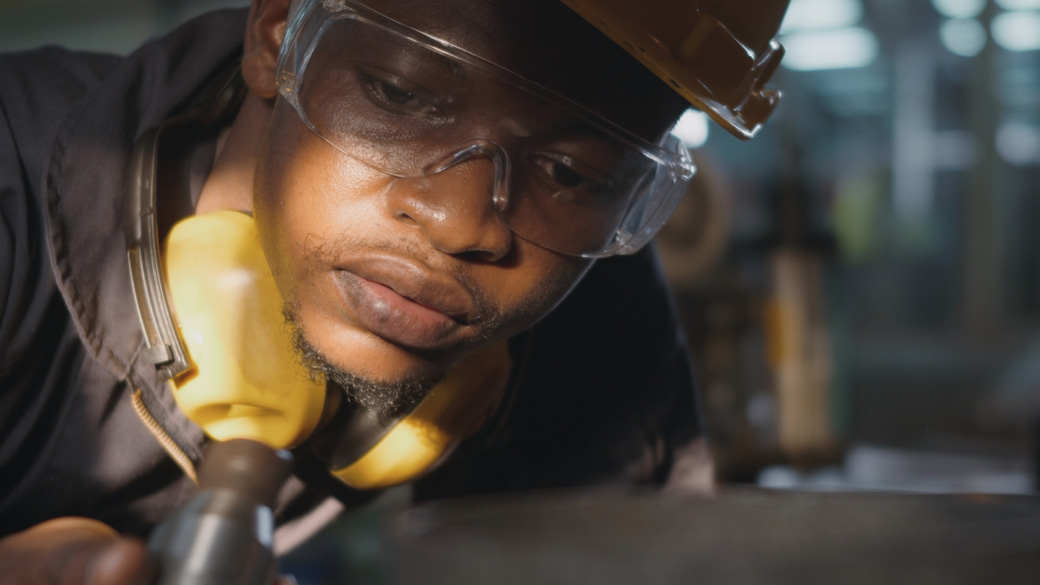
[{"left": 277, "top": 0, "right": 695, "bottom": 257}]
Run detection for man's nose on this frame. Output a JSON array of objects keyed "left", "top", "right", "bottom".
[{"left": 385, "top": 141, "right": 514, "bottom": 261}]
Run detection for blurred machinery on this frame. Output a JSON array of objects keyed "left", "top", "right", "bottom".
[
  {"left": 657, "top": 148, "right": 840, "bottom": 481},
  {"left": 656, "top": 151, "right": 764, "bottom": 481}
]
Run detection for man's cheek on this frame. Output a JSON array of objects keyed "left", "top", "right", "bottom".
[
  {"left": 252, "top": 178, "right": 295, "bottom": 295},
  {"left": 485, "top": 257, "right": 593, "bottom": 339},
  {"left": 252, "top": 162, "right": 329, "bottom": 315}
]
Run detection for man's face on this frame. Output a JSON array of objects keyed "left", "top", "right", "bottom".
[
  {"left": 253, "top": 95, "right": 592, "bottom": 389},
  {"left": 248, "top": 0, "right": 685, "bottom": 409}
]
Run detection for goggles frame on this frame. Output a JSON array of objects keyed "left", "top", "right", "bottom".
[{"left": 276, "top": 0, "right": 696, "bottom": 257}]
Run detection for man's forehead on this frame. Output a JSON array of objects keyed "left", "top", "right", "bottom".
[
  {"left": 352, "top": 0, "right": 688, "bottom": 142},
  {"left": 352, "top": 0, "right": 505, "bottom": 59}
]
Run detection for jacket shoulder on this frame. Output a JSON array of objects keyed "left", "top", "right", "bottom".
[
  {"left": 0, "top": 46, "right": 122, "bottom": 183},
  {"left": 0, "top": 45, "right": 122, "bottom": 108}
]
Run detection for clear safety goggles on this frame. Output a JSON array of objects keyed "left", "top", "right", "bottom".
[{"left": 276, "top": 0, "right": 696, "bottom": 257}]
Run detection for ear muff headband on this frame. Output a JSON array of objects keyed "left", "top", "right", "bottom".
[{"left": 125, "top": 62, "right": 246, "bottom": 381}]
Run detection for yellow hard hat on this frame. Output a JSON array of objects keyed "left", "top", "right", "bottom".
[{"left": 560, "top": 0, "right": 791, "bottom": 140}]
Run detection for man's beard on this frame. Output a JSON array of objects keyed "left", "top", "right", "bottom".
[{"left": 285, "top": 309, "right": 442, "bottom": 420}]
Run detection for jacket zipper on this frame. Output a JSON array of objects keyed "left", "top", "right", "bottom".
[{"left": 130, "top": 389, "right": 198, "bottom": 484}]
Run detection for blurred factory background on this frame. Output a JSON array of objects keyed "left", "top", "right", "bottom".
[
  {"left": 3, "top": 0, "right": 1039, "bottom": 494},
  {"left": 659, "top": 0, "right": 1040, "bottom": 495}
]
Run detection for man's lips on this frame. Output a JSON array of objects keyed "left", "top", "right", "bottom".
[{"left": 331, "top": 256, "right": 478, "bottom": 349}]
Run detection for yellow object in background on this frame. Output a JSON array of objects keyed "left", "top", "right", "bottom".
[{"left": 164, "top": 211, "right": 326, "bottom": 449}]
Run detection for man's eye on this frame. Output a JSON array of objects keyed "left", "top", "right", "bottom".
[
  {"left": 356, "top": 66, "right": 441, "bottom": 117},
  {"left": 372, "top": 79, "right": 422, "bottom": 108},
  {"left": 532, "top": 153, "right": 609, "bottom": 194},
  {"left": 548, "top": 162, "right": 585, "bottom": 188}
]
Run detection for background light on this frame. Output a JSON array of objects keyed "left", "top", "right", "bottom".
[
  {"left": 781, "top": 27, "right": 879, "bottom": 71},
  {"left": 996, "top": 122, "right": 1040, "bottom": 164},
  {"left": 992, "top": 11, "right": 1040, "bottom": 51},
  {"left": 940, "top": 18, "right": 988, "bottom": 57},
  {"left": 673, "top": 109, "right": 710, "bottom": 149},
  {"left": 931, "top": 0, "right": 987, "bottom": 19},
  {"left": 781, "top": 0, "right": 863, "bottom": 32},
  {"left": 996, "top": 0, "right": 1040, "bottom": 10}
]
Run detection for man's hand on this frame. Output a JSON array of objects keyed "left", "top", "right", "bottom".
[{"left": 0, "top": 518, "right": 154, "bottom": 585}]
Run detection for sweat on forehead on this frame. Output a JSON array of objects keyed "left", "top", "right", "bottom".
[{"left": 351, "top": 0, "right": 689, "bottom": 142}]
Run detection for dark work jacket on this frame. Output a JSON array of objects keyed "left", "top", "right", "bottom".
[{"left": 0, "top": 9, "right": 703, "bottom": 542}]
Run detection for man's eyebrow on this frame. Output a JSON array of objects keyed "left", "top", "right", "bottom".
[
  {"left": 394, "top": 27, "right": 470, "bottom": 72},
  {"left": 382, "top": 46, "right": 462, "bottom": 78},
  {"left": 348, "top": 24, "right": 464, "bottom": 78},
  {"left": 499, "top": 116, "right": 534, "bottom": 138},
  {"left": 531, "top": 119, "right": 626, "bottom": 152}
]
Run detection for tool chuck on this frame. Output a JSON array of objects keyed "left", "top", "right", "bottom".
[{"left": 149, "top": 439, "right": 293, "bottom": 585}]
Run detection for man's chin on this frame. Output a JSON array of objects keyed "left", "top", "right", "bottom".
[{"left": 288, "top": 314, "right": 444, "bottom": 419}]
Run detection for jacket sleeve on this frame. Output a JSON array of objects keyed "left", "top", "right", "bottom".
[
  {"left": 0, "top": 90, "right": 49, "bottom": 385},
  {"left": 0, "top": 47, "right": 121, "bottom": 384},
  {"left": 0, "top": 49, "right": 122, "bottom": 518},
  {"left": 0, "top": 54, "right": 77, "bottom": 495}
]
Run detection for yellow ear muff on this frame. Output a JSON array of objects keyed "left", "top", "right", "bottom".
[
  {"left": 331, "top": 340, "right": 511, "bottom": 490},
  {"left": 163, "top": 210, "right": 326, "bottom": 449}
]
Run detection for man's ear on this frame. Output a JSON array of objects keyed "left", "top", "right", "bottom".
[{"left": 242, "top": 0, "right": 291, "bottom": 99}]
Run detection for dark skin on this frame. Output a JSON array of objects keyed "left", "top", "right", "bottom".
[{"left": 0, "top": 0, "right": 694, "bottom": 582}]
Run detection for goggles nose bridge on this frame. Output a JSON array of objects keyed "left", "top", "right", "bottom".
[{"left": 421, "top": 139, "right": 512, "bottom": 213}]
